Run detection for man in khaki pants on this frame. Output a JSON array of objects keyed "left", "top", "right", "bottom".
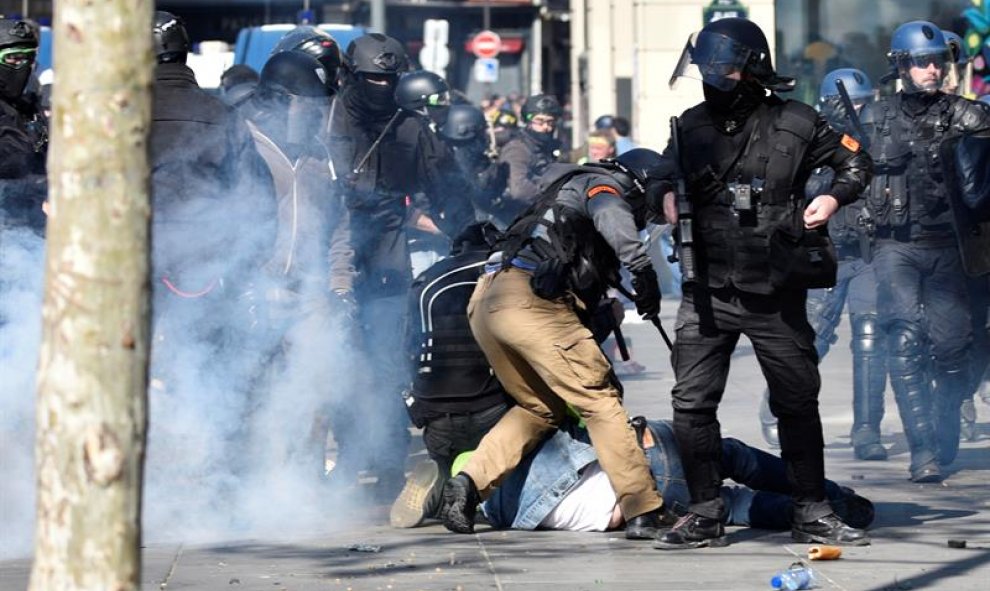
[{"left": 440, "top": 149, "right": 669, "bottom": 539}]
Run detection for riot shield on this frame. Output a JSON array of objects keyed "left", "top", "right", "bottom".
[{"left": 941, "top": 133, "right": 990, "bottom": 277}]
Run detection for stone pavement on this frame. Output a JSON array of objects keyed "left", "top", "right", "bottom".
[{"left": 3, "top": 301, "right": 989, "bottom": 590}]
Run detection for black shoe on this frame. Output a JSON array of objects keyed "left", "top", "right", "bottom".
[
  {"left": 909, "top": 462, "right": 944, "bottom": 483},
  {"left": 830, "top": 487, "right": 875, "bottom": 530},
  {"left": 625, "top": 507, "right": 677, "bottom": 540},
  {"left": 792, "top": 513, "right": 870, "bottom": 546},
  {"left": 441, "top": 473, "right": 479, "bottom": 534},
  {"left": 390, "top": 459, "right": 443, "bottom": 528},
  {"left": 652, "top": 513, "right": 727, "bottom": 550}
]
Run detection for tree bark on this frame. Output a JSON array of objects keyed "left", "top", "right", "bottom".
[{"left": 30, "top": 2, "right": 153, "bottom": 590}]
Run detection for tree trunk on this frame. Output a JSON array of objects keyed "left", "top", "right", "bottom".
[{"left": 29, "top": 2, "right": 153, "bottom": 589}]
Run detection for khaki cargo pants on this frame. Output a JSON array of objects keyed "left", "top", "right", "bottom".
[{"left": 463, "top": 267, "right": 661, "bottom": 520}]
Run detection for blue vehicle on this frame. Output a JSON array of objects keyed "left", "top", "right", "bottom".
[
  {"left": 233, "top": 23, "right": 367, "bottom": 73},
  {"left": 37, "top": 25, "right": 52, "bottom": 73}
]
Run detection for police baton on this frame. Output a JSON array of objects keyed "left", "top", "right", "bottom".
[
  {"left": 834, "top": 79, "right": 870, "bottom": 150},
  {"left": 613, "top": 283, "right": 674, "bottom": 352}
]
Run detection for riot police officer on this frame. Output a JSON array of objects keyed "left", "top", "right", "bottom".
[
  {"left": 440, "top": 149, "right": 669, "bottom": 540},
  {"left": 862, "top": 21, "right": 990, "bottom": 483},
  {"left": 497, "top": 94, "right": 563, "bottom": 222},
  {"left": 758, "top": 68, "right": 888, "bottom": 462},
  {"left": 0, "top": 17, "right": 47, "bottom": 234},
  {"left": 326, "top": 34, "right": 473, "bottom": 493},
  {"left": 652, "top": 18, "right": 873, "bottom": 549}
]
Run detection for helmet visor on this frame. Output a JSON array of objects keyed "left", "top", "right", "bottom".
[
  {"left": 670, "top": 31, "right": 752, "bottom": 91},
  {"left": 892, "top": 47, "right": 952, "bottom": 92}
]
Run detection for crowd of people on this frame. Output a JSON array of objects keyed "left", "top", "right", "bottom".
[{"left": 1, "top": 11, "right": 988, "bottom": 553}]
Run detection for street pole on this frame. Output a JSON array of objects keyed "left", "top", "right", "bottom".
[
  {"left": 371, "top": 0, "right": 386, "bottom": 33},
  {"left": 483, "top": 1, "right": 491, "bottom": 30},
  {"left": 530, "top": 11, "right": 542, "bottom": 95}
]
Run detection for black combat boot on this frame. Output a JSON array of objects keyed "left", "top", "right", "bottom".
[
  {"left": 792, "top": 513, "right": 870, "bottom": 545},
  {"left": 625, "top": 507, "right": 678, "bottom": 540},
  {"left": 850, "top": 314, "right": 887, "bottom": 460},
  {"left": 441, "top": 473, "right": 479, "bottom": 534},
  {"left": 652, "top": 513, "right": 728, "bottom": 550},
  {"left": 758, "top": 390, "right": 779, "bottom": 448}
]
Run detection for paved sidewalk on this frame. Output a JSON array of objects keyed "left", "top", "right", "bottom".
[{"left": 3, "top": 302, "right": 989, "bottom": 590}]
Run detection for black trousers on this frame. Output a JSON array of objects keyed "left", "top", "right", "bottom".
[
  {"left": 422, "top": 402, "right": 509, "bottom": 479},
  {"left": 670, "top": 285, "right": 831, "bottom": 523}
]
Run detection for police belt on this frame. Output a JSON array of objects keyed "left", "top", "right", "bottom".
[{"left": 874, "top": 223, "right": 954, "bottom": 243}]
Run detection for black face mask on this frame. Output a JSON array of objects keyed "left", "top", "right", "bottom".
[
  {"left": 0, "top": 64, "right": 31, "bottom": 101},
  {"left": 359, "top": 76, "right": 397, "bottom": 113},
  {"left": 524, "top": 126, "right": 555, "bottom": 146},
  {"left": 703, "top": 79, "right": 765, "bottom": 117}
]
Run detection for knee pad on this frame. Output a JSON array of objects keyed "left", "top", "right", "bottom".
[
  {"left": 807, "top": 294, "right": 841, "bottom": 344},
  {"left": 888, "top": 320, "right": 926, "bottom": 360},
  {"left": 851, "top": 314, "right": 883, "bottom": 356}
]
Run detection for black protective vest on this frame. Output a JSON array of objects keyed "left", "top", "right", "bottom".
[
  {"left": 681, "top": 99, "right": 819, "bottom": 293},
  {"left": 865, "top": 94, "right": 954, "bottom": 238},
  {"left": 497, "top": 166, "right": 621, "bottom": 307},
  {"left": 407, "top": 248, "right": 506, "bottom": 416}
]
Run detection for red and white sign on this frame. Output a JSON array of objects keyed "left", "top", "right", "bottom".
[{"left": 470, "top": 30, "right": 502, "bottom": 59}]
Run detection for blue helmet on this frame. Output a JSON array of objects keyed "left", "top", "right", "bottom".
[
  {"left": 819, "top": 68, "right": 873, "bottom": 102},
  {"left": 888, "top": 21, "right": 951, "bottom": 93},
  {"left": 979, "top": 95, "right": 990, "bottom": 106},
  {"left": 818, "top": 68, "right": 874, "bottom": 133},
  {"left": 942, "top": 30, "right": 968, "bottom": 65}
]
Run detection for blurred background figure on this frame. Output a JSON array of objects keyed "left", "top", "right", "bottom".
[
  {"left": 497, "top": 93, "right": 563, "bottom": 223},
  {"left": 0, "top": 17, "right": 46, "bottom": 236}
]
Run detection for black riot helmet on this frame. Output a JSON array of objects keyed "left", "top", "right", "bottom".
[
  {"left": 257, "top": 50, "right": 330, "bottom": 155},
  {"left": 153, "top": 11, "right": 191, "bottom": 64},
  {"left": 671, "top": 17, "right": 793, "bottom": 92},
  {"left": 344, "top": 33, "right": 409, "bottom": 77},
  {"left": 600, "top": 148, "right": 663, "bottom": 196},
  {"left": 395, "top": 70, "right": 450, "bottom": 115},
  {"left": 440, "top": 104, "right": 488, "bottom": 143},
  {"left": 259, "top": 50, "right": 329, "bottom": 98},
  {"left": 521, "top": 94, "right": 562, "bottom": 122},
  {"left": 0, "top": 18, "right": 39, "bottom": 100},
  {"left": 272, "top": 26, "right": 342, "bottom": 92}
]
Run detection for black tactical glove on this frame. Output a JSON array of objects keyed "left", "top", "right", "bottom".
[{"left": 631, "top": 267, "right": 661, "bottom": 320}]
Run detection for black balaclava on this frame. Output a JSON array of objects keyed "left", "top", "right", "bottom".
[
  {"left": 359, "top": 74, "right": 397, "bottom": 112},
  {"left": 0, "top": 54, "right": 32, "bottom": 101},
  {"left": 703, "top": 78, "right": 767, "bottom": 130},
  {"left": 524, "top": 126, "right": 555, "bottom": 147}
]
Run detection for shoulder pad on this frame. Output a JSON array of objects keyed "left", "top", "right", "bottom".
[
  {"left": 949, "top": 95, "right": 990, "bottom": 133},
  {"left": 571, "top": 172, "right": 623, "bottom": 200},
  {"left": 679, "top": 103, "right": 712, "bottom": 133},
  {"left": 775, "top": 100, "right": 818, "bottom": 139}
]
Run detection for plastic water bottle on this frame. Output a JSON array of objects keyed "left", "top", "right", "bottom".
[{"left": 770, "top": 565, "right": 816, "bottom": 590}]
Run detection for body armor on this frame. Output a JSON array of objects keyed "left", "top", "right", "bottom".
[{"left": 680, "top": 99, "right": 821, "bottom": 293}]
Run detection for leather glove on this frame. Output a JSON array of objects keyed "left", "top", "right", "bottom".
[{"left": 631, "top": 267, "right": 661, "bottom": 320}]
